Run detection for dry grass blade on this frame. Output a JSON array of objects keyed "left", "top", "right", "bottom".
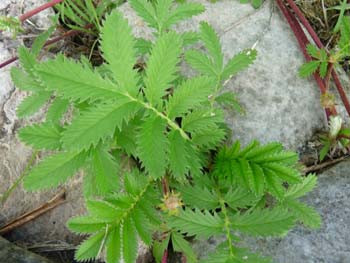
[{"left": 0, "top": 189, "right": 66, "bottom": 235}]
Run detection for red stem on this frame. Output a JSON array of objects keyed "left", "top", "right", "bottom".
[
  {"left": 0, "top": 56, "right": 18, "bottom": 69},
  {"left": 285, "top": 0, "right": 324, "bottom": 48},
  {"left": 161, "top": 177, "right": 169, "bottom": 195},
  {"left": 19, "top": 0, "right": 63, "bottom": 22},
  {"left": 276, "top": 0, "right": 333, "bottom": 118},
  {"left": 161, "top": 249, "right": 168, "bottom": 263},
  {"left": 332, "top": 70, "right": 350, "bottom": 116},
  {"left": 285, "top": 0, "right": 350, "bottom": 118}
]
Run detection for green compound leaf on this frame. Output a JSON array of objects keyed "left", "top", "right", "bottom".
[
  {"left": 169, "top": 209, "right": 224, "bottom": 239},
  {"left": 62, "top": 99, "right": 139, "bottom": 151},
  {"left": 285, "top": 174, "right": 317, "bottom": 199},
  {"left": 106, "top": 227, "right": 121, "bottom": 263},
  {"left": 137, "top": 115, "right": 168, "bottom": 179},
  {"left": 101, "top": 11, "right": 139, "bottom": 96},
  {"left": 129, "top": 0, "right": 157, "bottom": 29},
  {"left": 35, "top": 57, "right": 121, "bottom": 103},
  {"left": 214, "top": 141, "right": 301, "bottom": 196},
  {"left": 24, "top": 151, "right": 87, "bottom": 191},
  {"left": 17, "top": 91, "right": 51, "bottom": 118},
  {"left": 46, "top": 98, "right": 70, "bottom": 124},
  {"left": 86, "top": 200, "right": 121, "bottom": 222},
  {"left": 221, "top": 49, "right": 257, "bottom": 81},
  {"left": 283, "top": 199, "right": 321, "bottom": 229},
  {"left": 232, "top": 207, "right": 295, "bottom": 237},
  {"left": 200, "top": 22, "right": 223, "bottom": 71},
  {"left": 144, "top": 31, "right": 182, "bottom": 107},
  {"left": 84, "top": 146, "right": 120, "bottom": 198},
  {"left": 75, "top": 230, "right": 105, "bottom": 261},
  {"left": 171, "top": 232, "right": 198, "bottom": 263},
  {"left": 299, "top": 60, "right": 320, "bottom": 78},
  {"left": 185, "top": 49, "right": 218, "bottom": 76},
  {"left": 18, "top": 122, "right": 62, "bottom": 150},
  {"left": 10, "top": 67, "right": 41, "bottom": 92},
  {"left": 122, "top": 218, "right": 138, "bottom": 263},
  {"left": 67, "top": 216, "right": 106, "bottom": 234},
  {"left": 163, "top": 2, "right": 204, "bottom": 29},
  {"left": 168, "top": 130, "right": 189, "bottom": 179},
  {"left": 167, "top": 76, "right": 214, "bottom": 119}
]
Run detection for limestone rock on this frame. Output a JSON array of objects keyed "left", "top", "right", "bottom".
[{"left": 0, "top": 236, "right": 53, "bottom": 263}]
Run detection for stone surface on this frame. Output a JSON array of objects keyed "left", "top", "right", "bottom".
[
  {"left": 193, "top": 160, "right": 350, "bottom": 263},
  {"left": 0, "top": 236, "right": 53, "bottom": 263}
]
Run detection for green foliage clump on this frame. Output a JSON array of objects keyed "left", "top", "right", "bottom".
[
  {"left": 11, "top": 0, "right": 320, "bottom": 262},
  {"left": 299, "top": 16, "right": 350, "bottom": 78},
  {"left": 0, "top": 16, "right": 23, "bottom": 38},
  {"left": 299, "top": 16, "right": 350, "bottom": 161},
  {"left": 239, "top": 0, "right": 263, "bottom": 9},
  {"left": 56, "top": 0, "right": 122, "bottom": 34}
]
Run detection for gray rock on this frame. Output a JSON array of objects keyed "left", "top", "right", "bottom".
[
  {"left": 0, "top": 236, "right": 53, "bottom": 263},
  {"left": 193, "top": 160, "right": 350, "bottom": 263}
]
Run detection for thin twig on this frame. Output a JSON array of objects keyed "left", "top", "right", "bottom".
[
  {"left": 303, "top": 155, "right": 349, "bottom": 174},
  {"left": 0, "top": 189, "right": 66, "bottom": 235},
  {"left": 321, "top": 0, "right": 329, "bottom": 32},
  {"left": 28, "top": 242, "right": 76, "bottom": 253}
]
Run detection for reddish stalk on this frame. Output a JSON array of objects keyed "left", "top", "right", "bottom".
[
  {"left": 325, "top": 64, "right": 334, "bottom": 90},
  {"left": 18, "top": 0, "right": 63, "bottom": 22},
  {"left": 285, "top": 0, "right": 324, "bottom": 48},
  {"left": 161, "top": 249, "right": 169, "bottom": 263},
  {"left": 0, "top": 56, "right": 18, "bottom": 69},
  {"left": 276, "top": 0, "right": 334, "bottom": 118},
  {"left": 284, "top": 0, "right": 350, "bottom": 118},
  {"left": 332, "top": 70, "right": 350, "bottom": 117}
]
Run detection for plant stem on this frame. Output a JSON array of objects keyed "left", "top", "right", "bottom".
[
  {"left": 0, "top": 150, "right": 38, "bottom": 206},
  {"left": 161, "top": 177, "right": 169, "bottom": 195},
  {"left": 324, "top": 64, "right": 333, "bottom": 90},
  {"left": 332, "top": 70, "right": 350, "bottom": 117},
  {"left": 285, "top": 0, "right": 324, "bottom": 48},
  {"left": 18, "top": 0, "right": 64, "bottom": 22},
  {"left": 0, "top": 56, "right": 18, "bottom": 69},
  {"left": 161, "top": 249, "right": 168, "bottom": 263}
]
